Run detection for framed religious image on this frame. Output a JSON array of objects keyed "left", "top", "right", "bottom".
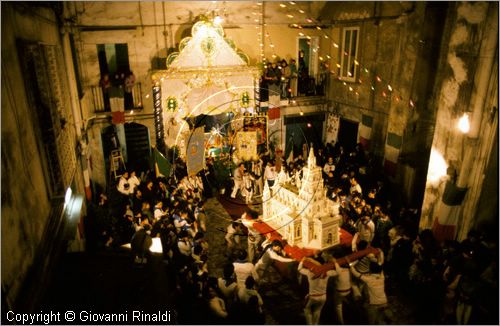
[
  {"left": 243, "top": 114, "right": 268, "bottom": 147},
  {"left": 235, "top": 131, "right": 258, "bottom": 161}
]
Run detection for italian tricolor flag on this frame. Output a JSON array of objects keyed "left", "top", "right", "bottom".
[
  {"left": 384, "top": 132, "right": 402, "bottom": 177},
  {"left": 358, "top": 114, "right": 373, "bottom": 150}
]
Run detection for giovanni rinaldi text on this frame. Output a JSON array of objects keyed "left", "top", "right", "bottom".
[{"left": 6, "top": 310, "right": 174, "bottom": 324}]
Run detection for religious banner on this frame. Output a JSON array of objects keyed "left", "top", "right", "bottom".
[
  {"left": 243, "top": 114, "right": 267, "bottom": 145},
  {"left": 186, "top": 127, "right": 205, "bottom": 176},
  {"left": 325, "top": 113, "right": 339, "bottom": 145},
  {"left": 236, "top": 131, "right": 258, "bottom": 161}
]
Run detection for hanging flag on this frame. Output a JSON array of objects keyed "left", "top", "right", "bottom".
[
  {"left": 111, "top": 111, "right": 125, "bottom": 124},
  {"left": 154, "top": 147, "right": 172, "bottom": 178},
  {"left": 186, "top": 127, "right": 205, "bottom": 176},
  {"left": 268, "top": 106, "right": 280, "bottom": 120},
  {"left": 110, "top": 97, "right": 125, "bottom": 124},
  {"left": 358, "top": 114, "right": 373, "bottom": 149},
  {"left": 383, "top": 132, "right": 402, "bottom": 177}
]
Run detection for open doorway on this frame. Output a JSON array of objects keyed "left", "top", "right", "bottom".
[
  {"left": 337, "top": 118, "right": 359, "bottom": 153},
  {"left": 297, "top": 36, "right": 319, "bottom": 96},
  {"left": 124, "top": 123, "right": 152, "bottom": 174}
]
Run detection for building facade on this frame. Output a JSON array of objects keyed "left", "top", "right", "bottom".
[{"left": 1, "top": 0, "right": 498, "bottom": 311}]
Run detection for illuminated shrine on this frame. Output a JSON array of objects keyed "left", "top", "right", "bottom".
[{"left": 151, "top": 19, "right": 261, "bottom": 158}]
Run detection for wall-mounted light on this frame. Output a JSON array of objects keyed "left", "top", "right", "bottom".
[
  {"left": 427, "top": 148, "right": 448, "bottom": 185},
  {"left": 65, "top": 187, "right": 73, "bottom": 206},
  {"left": 458, "top": 113, "right": 470, "bottom": 134}
]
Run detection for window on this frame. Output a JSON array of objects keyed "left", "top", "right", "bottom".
[
  {"left": 340, "top": 27, "right": 359, "bottom": 82},
  {"left": 327, "top": 233, "right": 332, "bottom": 244},
  {"left": 18, "top": 42, "right": 77, "bottom": 197}
]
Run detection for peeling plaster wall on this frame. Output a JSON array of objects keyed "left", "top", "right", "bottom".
[
  {"left": 419, "top": 2, "right": 497, "bottom": 238},
  {"left": 1, "top": 4, "right": 62, "bottom": 308}
]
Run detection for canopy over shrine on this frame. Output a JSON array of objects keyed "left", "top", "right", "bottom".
[{"left": 151, "top": 19, "right": 261, "bottom": 153}]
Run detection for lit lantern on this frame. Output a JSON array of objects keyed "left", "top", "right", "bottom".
[
  {"left": 167, "top": 97, "right": 178, "bottom": 111},
  {"left": 427, "top": 148, "right": 448, "bottom": 184},
  {"left": 241, "top": 92, "right": 250, "bottom": 108}
]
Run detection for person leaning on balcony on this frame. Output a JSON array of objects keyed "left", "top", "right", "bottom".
[
  {"left": 280, "top": 59, "right": 291, "bottom": 98},
  {"left": 99, "top": 73, "right": 111, "bottom": 111},
  {"left": 289, "top": 58, "right": 298, "bottom": 97}
]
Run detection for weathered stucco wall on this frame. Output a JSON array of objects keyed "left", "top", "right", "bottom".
[
  {"left": 1, "top": 4, "right": 62, "bottom": 308},
  {"left": 419, "top": 2, "right": 498, "bottom": 240}
]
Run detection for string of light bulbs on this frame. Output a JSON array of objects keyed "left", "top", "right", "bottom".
[{"left": 141, "top": 2, "right": 416, "bottom": 111}]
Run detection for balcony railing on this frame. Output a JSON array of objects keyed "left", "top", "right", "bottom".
[
  {"left": 91, "top": 83, "right": 143, "bottom": 113},
  {"left": 259, "top": 72, "right": 329, "bottom": 101}
]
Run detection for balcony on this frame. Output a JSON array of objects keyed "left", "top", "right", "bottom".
[
  {"left": 91, "top": 83, "right": 143, "bottom": 113},
  {"left": 258, "top": 72, "right": 329, "bottom": 107}
]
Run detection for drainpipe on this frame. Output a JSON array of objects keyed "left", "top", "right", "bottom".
[
  {"left": 433, "top": 5, "right": 498, "bottom": 241},
  {"left": 59, "top": 6, "right": 93, "bottom": 203}
]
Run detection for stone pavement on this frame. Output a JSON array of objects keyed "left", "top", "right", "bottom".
[{"left": 204, "top": 196, "right": 418, "bottom": 325}]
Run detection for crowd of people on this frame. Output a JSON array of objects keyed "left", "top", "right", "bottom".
[
  {"left": 99, "top": 70, "right": 136, "bottom": 111},
  {"left": 85, "top": 138, "right": 497, "bottom": 325}
]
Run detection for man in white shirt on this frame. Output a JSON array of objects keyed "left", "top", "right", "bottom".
[
  {"left": 254, "top": 239, "right": 294, "bottom": 283},
  {"left": 298, "top": 257, "right": 337, "bottom": 325},
  {"left": 241, "top": 209, "right": 263, "bottom": 263},
  {"left": 241, "top": 170, "right": 255, "bottom": 204},
  {"left": 233, "top": 250, "right": 257, "bottom": 289},
  {"left": 347, "top": 259, "right": 389, "bottom": 325},
  {"left": 153, "top": 200, "right": 167, "bottom": 222},
  {"left": 225, "top": 221, "right": 242, "bottom": 250},
  {"left": 231, "top": 163, "right": 245, "bottom": 199},
  {"left": 237, "top": 276, "right": 264, "bottom": 312},
  {"left": 322, "top": 156, "right": 336, "bottom": 178},
  {"left": 350, "top": 177, "right": 362, "bottom": 195},
  {"left": 352, "top": 215, "right": 376, "bottom": 252},
  {"left": 117, "top": 171, "right": 130, "bottom": 196},
  {"left": 177, "top": 230, "right": 193, "bottom": 257},
  {"left": 263, "top": 161, "right": 277, "bottom": 188},
  {"left": 127, "top": 170, "right": 141, "bottom": 194},
  {"left": 252, "top": 159, "right": 263, "bottom": 195},
  {"left": 330, "top": 257, "right": 352, "bottom": 325}
]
